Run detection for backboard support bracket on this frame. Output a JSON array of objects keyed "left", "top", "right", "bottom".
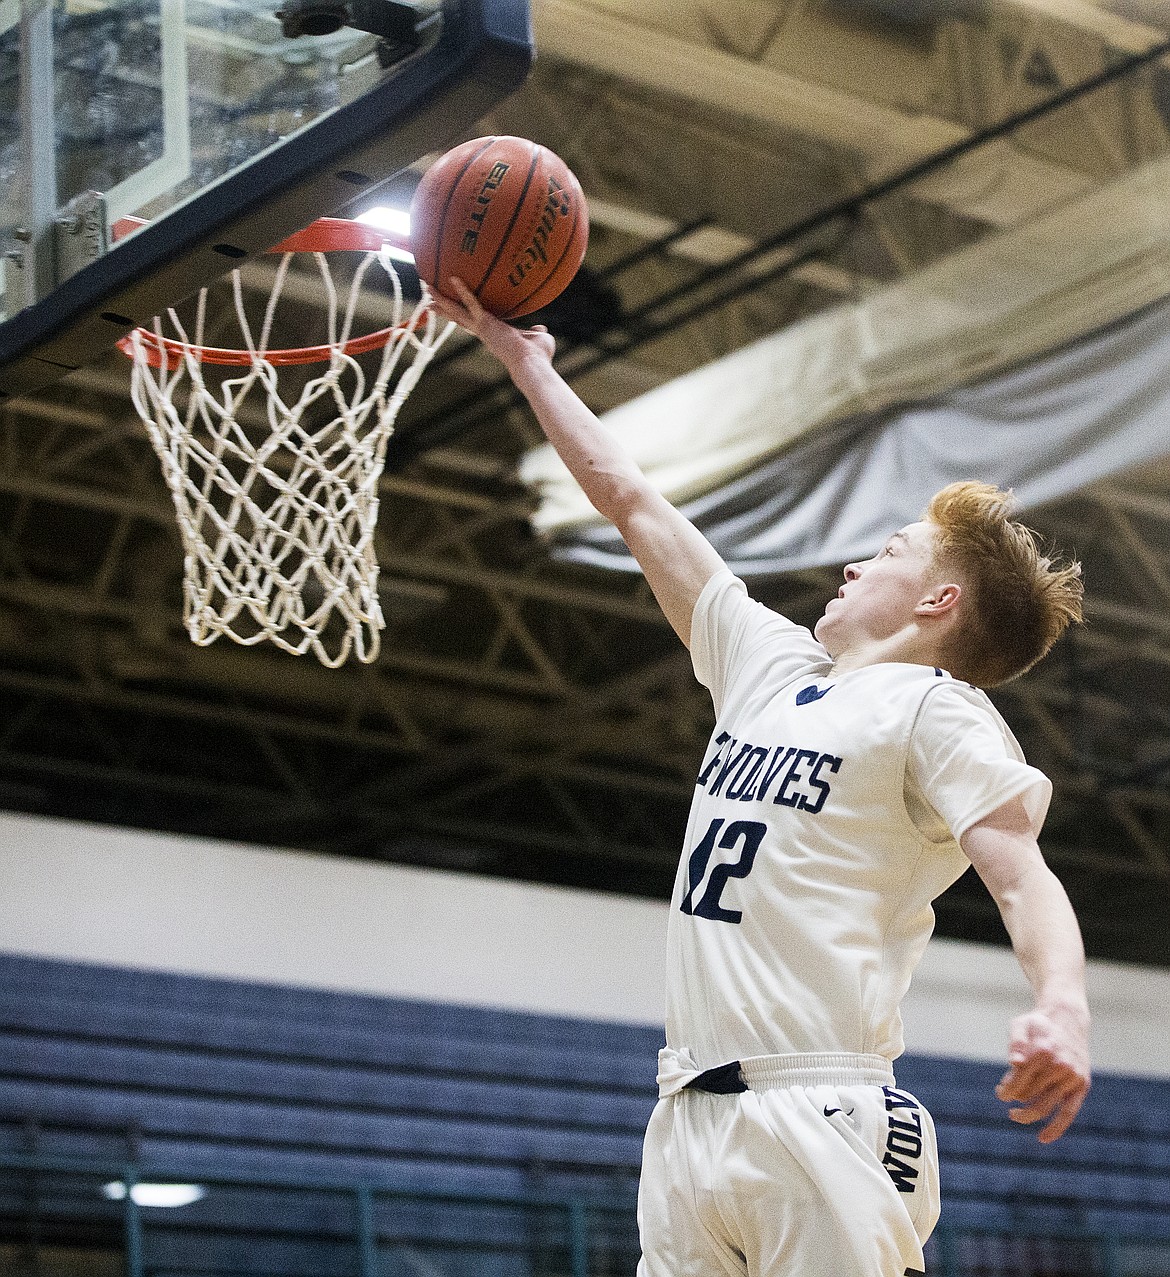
[{"left": 54, "top": 192, "right": 110, "bottom": 288}]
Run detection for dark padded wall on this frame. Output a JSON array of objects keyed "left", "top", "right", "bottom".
[{"left": 1, "top": 954, "right": 1168, "bottom": 1273}]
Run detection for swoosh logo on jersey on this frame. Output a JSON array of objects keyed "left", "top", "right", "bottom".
[
  {"left": 823, "top": 1105, "right": 855, "bottom": 1118},
  {"left": 795, "top": 684, "right": 833, "bottom": 705}
]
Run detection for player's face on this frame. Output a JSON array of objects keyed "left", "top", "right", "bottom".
[{"left": 814, "top": 521, "right": 943, "bottom": 653}]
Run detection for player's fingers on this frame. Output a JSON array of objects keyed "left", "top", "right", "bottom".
[
  {"left": 995, "top": 1066, "right": 1018, "bottom": 1099},
  {"left": 998, "top": 1020, "right": 1042, "bottom": 1096},
  {"left": 997, "top": 1043, "right": 1059, "bottom": 1099},
  {"left": 999, "top": 1054, "right": 1085, "bottom": 1112},
  {"left": 1006, "top": 1070, "right": 1087, "bottom": 1127},
  {"left": 996, "top": 1058, "right": 1047, "bottom": 1100},
  {"left": 1038, "top": 1085, "right": 1089, "bottom": 1144},
  {"left": 428, "top": 278, "right": 477, "bottom": 328},
  {"left": 1007, "top": 1088, "right": 1064, "bottom": 1125},
  {"left": 447, "top": 276, "right": 484, "bottom": 319},
  {"left": 522, "top": 327, "right": 557, "bottom": 356},
  {"left": 427, "top": 286, "right": 469, "bottom": 323}
]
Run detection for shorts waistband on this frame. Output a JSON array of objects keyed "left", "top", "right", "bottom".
[{"left": 686, "top": 1052, "right": 895, "bottom": 1093}]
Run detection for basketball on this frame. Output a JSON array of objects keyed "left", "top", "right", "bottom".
[{"left": 409, "top": 136, "right": 589, "bottom": 320}]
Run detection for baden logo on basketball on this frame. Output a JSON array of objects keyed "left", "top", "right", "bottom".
[{"left": 508, "top": 175, "right": 574, "bottom": 287}]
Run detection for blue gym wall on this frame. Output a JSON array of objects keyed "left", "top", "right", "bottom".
[{"left": 2, "top": 952, "right": 1169, "bottom": 1276}]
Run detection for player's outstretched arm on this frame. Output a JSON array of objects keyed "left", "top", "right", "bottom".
[
  {"left": 961, "top": 795, "right": 1091, "bottom": 1143},
  {"left": 431, "top": 280, "right": 725, "bottom": 647}
]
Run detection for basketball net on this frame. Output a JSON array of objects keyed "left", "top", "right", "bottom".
[{"left": 120, "top": 219, "right": 454, "bottom": 668}]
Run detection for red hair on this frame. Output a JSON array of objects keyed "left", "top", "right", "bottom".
[{"left": 925, "top": 482, "right": 1083, "bottom": 687}]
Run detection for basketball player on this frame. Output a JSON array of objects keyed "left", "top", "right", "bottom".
[{"left": 432, "top": 279, "right": 1091, "bottom": 1277}]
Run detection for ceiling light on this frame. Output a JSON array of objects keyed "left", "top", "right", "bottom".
[
  {"left": 102, "top": 1181, "right": 207, "bottom": 1208},
  {"left": 356, "top": 206, "right": 414, "bottom": 263}
]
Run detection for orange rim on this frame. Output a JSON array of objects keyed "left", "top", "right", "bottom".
[{"left": 113, "top": 216, "right": 419, "bottom": 368}]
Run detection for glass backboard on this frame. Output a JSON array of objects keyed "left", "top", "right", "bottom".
[{"left": 0, "top": 0, "right": 532, "bottom": 395}]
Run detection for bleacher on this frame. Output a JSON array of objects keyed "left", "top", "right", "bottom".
[
  {"left": 897, "top": 1054, "right": 1170, "bottom": 1276},
  {"left": 1, "top": 953, "right": 1168, "bottom": 1276}
]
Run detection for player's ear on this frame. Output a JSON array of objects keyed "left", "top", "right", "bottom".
[{"left": 915, "top": 582, "right": 962, "bottom": 617}]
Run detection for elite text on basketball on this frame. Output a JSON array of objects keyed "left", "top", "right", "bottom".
[{"left": 460, "top": 161, "right": 511, "bottom": 255}]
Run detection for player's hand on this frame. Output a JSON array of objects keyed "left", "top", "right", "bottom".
[
  {"left": 995, "top": 1002, "right": 1090, "bottom": 1143},
  {"left": 429, "top": 277, "right": 556, "bottom": 368}
]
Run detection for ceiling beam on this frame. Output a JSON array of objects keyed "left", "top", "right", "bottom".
[
  {"left": 586, "top": 197, "right": 874, "bottom": 296},
  {"left": 1005, "top": 0, "right": 1170, "bottom": 54},
  {"left": 535, "top": 0, "right": 1095, "bottom": 226}
]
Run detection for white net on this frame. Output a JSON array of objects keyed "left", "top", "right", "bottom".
[{"left": 125, "top": 243, "right": 453, "bottom": 668}]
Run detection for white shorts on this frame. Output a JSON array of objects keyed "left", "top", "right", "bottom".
[{"left": 637, "top": 1054, "right": 940, "bottom": 1277}]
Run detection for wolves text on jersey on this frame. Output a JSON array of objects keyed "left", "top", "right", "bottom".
[
  {"left": 881, "top": 1087, "right": 926, "bottom": 1194},
  {"left": 696, "top": 731, "right": 842, "bottom": 813}
]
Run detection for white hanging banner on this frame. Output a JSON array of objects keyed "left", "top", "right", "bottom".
[{"left": 521, "top": 154, "right": 1170, "bottom": 550}]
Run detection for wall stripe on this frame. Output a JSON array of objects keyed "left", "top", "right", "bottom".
[{"left": 1, "top": 811, "right": 1166, "bottom": 1076}]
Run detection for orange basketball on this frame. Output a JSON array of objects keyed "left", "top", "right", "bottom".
[{"left": 409, "top": 136, "right": 589, "bottom": 320}]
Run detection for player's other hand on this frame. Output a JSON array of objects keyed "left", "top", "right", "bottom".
[
  {"left": 429, "top": 277, "right": 556, "bottom": 369},
  {"left": 995, "top": 1002, "right": 1090, "bottom": 1143}
]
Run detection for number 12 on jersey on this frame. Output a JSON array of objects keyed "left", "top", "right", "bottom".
[{"left": 680, "top": 818, "right": 766, "bottom": 924}]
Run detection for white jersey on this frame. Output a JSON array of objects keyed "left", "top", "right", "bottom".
[{"left": 667, "top": 569, "right": 1050, "bottom": 1067}]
